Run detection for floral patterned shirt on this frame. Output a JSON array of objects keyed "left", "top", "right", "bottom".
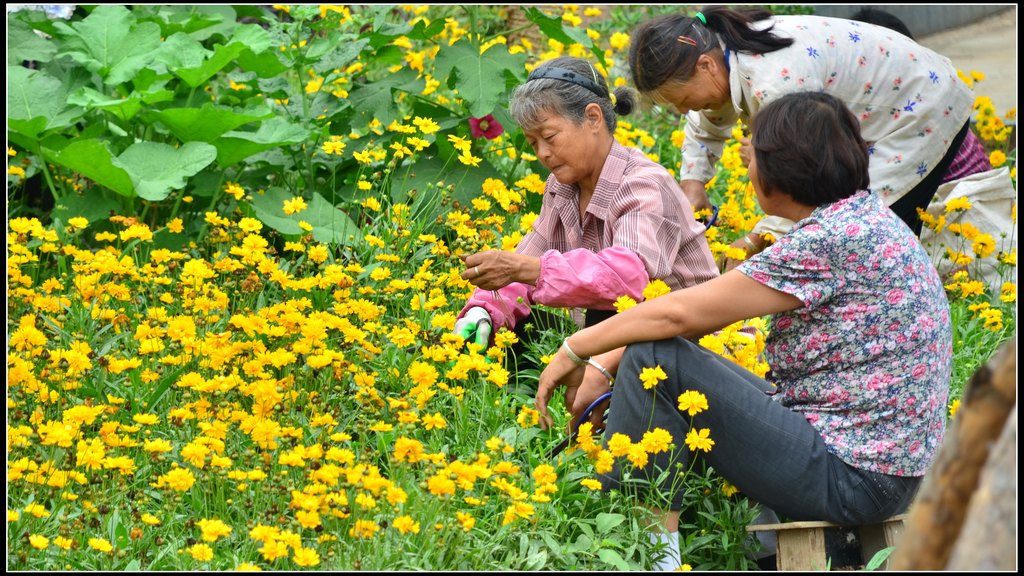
[
  {"left": 681, "top": 15, "right": 975, "bottom": 207},
  {"left": 738, "top": 191, "right": 952, "bottom": 476}
]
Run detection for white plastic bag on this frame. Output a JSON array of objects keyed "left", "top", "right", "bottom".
[{"left": 919, "top": 167, "right": 1017, "bottom": 289}]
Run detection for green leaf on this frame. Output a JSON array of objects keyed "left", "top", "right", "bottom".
[
  {"left": 46, "top": 139, "right": 136, "bottom": 197},
  {"left": 347, "top": 68, "right": 424, "bottom": 127},
  {"left": 311, "top": 35, "right": 371, "bottom": 75},
  {"left": 52, "top": 190, "right": 123, "bottom": 224},
  {"left": 523, "top": 7, "right": 606, "bottom": 68},
  {"left": 8, "top": 18, "right": 58, "bottom": 64},
  {"left": 236, "top": 47, "right": 288, "bottom": 78},
  {"left": 432, "top": 40, "right": 527, "bottom": 117},
  {"left": 66, "top": 87, "right": 143, "bottom": 122},
  {"left": 112, "top": 142, "right": 218, "bottom": 201},
  {"left": 597, "top": 548, "right": 631, "bottom": 571},
  {"left": 151, "top": 103, "right": 272, "bottom": 143},
  {"left": 250, "top": 187, "right": 305, "bottom": 236},
  {"left": 523, "top": 550, "right": 548, "bottom": 571},
  {"left": 305, "top": 193, "right": 361, "bottom": 245},
  {"left": 7, "top": 65, "right": 79, "bottom": 139},
  {"left": 213, "top": 117, "right": 310, "bottom": 167},
  {"left": 595, "top": 512, "right": 626, "bottom": 533},
  {"left": 864, "top": 546, "right": 894, "bottom": 571},
  {"left": 53, "top": 4, "right": 163, "bottom": 85}
]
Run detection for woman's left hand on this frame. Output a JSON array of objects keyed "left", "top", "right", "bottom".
[{"left": 460, "top": 250, "right": 540, "bottom": 291}]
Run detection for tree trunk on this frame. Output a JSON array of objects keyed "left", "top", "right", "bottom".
[
  {"left": 889, "top": 340, "right": 1016, "bottom": 570},
  {"left": 946, "top": 406, "right": 1016, "bottom": 570}
]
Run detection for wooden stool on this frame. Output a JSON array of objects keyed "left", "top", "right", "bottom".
[{"left": 746, "top": 513, "right": 907, "bottom": 571}]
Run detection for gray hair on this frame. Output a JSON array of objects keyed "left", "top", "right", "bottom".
[{"left": 509, "top": 56, "right": 635, "bottom": 133}]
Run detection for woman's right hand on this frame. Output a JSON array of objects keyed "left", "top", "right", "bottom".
[{"left": 679, "top": 180, "right": 712, "bottom": 214}]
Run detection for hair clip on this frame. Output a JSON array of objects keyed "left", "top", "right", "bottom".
[{"left": 677, "top": 35, "right": 698, "bottom": 46}]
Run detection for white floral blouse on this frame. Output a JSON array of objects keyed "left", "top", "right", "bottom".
[{"left": 681, "top": 15, "right": 975, "bottom": 208}]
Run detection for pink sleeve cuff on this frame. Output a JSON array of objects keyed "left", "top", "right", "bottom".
[
  {"left": 459, "top": 284, "right": 532, "bottom": 330},
  {"left": 532, "top": 247, "right": 648, "bottom": 309}
]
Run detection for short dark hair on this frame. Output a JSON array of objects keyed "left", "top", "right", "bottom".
[
  {"left": 750, "top": 92, "right": 869, "bottom": 206},
  {"left": 850, "top": 8, "right": 914, "bottom": 39}
]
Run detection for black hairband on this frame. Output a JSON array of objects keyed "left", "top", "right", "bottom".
[{"left": 526, "top": 66, "right": 610, "bottom": 99}]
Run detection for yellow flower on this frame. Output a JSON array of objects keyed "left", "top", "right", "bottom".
[
  {"left": 189, "top": 543, "right": 214, "bottom": 561},
  {"left": 610, "top": 31, "right": 631, "bottom": 51},
  {"left": 24, "top": 503, "right": 49, "bottom": 518},
  {"left": 721, "top": 481, "right": 739, "bottom": 497},
  {"left": 580, "top": 478, "right": 603, "bottom": 491},
  {"left": 67, "top": 216, "right": 89, "bottom": 229},
  {"left": 457, "top": 511, "right": 477, "bottom": 531},
  {"left": 638, "top": 365, "right": 668, "bottom": 389},
  {"left": 293, "top": 547, "right": 320, "bottom": 567},
  {"left": 421, "top": 413, "right": 447, "bottom": 431},
  {"left": 640, "top": 428, "right": 673, "bottom": 454},
  {"left": 943, "top": 197, "right": 973, "bottom": 213},
  {"left": 393, "top": 515, "right": 421, "bottom": 534},
  {"left": 224, "top": 182, "right": 245, "bottom": 201},
  {"left": 198, "top": 518, "right": 233, "bottom": 542},
  {"left": 607, "top": 432, "right": 633, "bottom": 457},
  {"left": 614, "top": 295, "right": 637, "bottom": 313},
  {"left": 29, "top": 534, "right": 49, "bottom": 549},
  {"left": 989, "top": 149, "right": 1007, "bottom": 167},
  {"left": 283, "top": 196, "right": 308, "bottom": 215},
  {"left": 627, "top": 443, "right": 649, "bottom": 468},
  {"left": 685, "top": 428, "right": 715, "bottom": 453},
  {"left": 948, "top": 398, "right": 961, "bottom": 418},
  {"left": 516, "top": 405, "right": 540, "bottom": 428},
  {"left": 677, "top": 390, "right": 709, "bottom": 417},
  {"left": 643, "top": 279, "right": 671, "bottom": 300},
  {"left": 88, "top": 537, "right": 114, "bottom": 553}
]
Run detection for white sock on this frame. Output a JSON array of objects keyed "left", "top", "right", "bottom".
[{"left": 649, "top": 531, "right": 681, "bottom": 571}]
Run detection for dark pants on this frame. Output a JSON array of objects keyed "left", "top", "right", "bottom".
[
  {"left": 600, "top": 336, "right": 920, "bottom": 525},
  {"left": 890, "top": 120, "right": 971, "bottom": 236}
]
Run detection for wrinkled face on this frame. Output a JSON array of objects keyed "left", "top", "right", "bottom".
[{"left": 522, "top": 111, "right": 597, "bottom": 185}]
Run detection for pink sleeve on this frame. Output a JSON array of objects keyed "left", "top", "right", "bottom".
[
  {"left": 531, "top": 246, "right": 649, "bottom": 309},
  {"left": 459, "top": 284, "right": 533, "bottom": 331}
]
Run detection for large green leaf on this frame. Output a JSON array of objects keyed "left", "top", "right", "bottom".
[
  {"left": 66, "top": 87, "right": 143, "bottom": 123},
  {"left": 212, "top": 117, "right": 310, "bottom": 167},
  {"left": 52, "top": 4, "right": 163, "bottom": 85},
  {"left": 7, "top": 65, "right": 79, "bottom": 139},
  {"left": 310, "top": 34, "right": 370, "bottom": 75},
  {"left": 8, "top": 18, "right": 58, "bottom": 64},
  {"left": 151, "top": 103, "right": 272, "bottom": 143},
  {"left": 523, "top": 7, "right": 606, "bottom": 68},
  {"left": 46, "top": 139, "right": 136, "bottom": 197},
  {"left": 135, "top": 5, "right": 237, "bottom": 42},
  {"left": 432, "top": 40, "right": 527, "bottom": 117},
  {"left": 172, "top": 24, "right": 274, "bottom": 87},
  {"left": 52, "top": 188, "right": 124, "bottom": 224},
  {"left": 347, "top": 68, "right": 424, "bottom": 127},
  {"left": 111, "top": 142, "right": 218, "bottom": 201},
  {"left": 305, "top": 193, "right": 361, "bottom": 245},
  {"left": 251, "top": 188, "right": 360, "bottom": 245}
]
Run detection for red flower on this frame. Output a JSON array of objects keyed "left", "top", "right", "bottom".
[{"left": 468, "top": 114, "right": 504, "bottom": 140}]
